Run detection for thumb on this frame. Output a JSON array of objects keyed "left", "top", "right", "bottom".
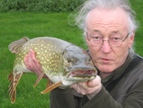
[{"left": 87, "top": 75, "right": 101, "bottom": 88}]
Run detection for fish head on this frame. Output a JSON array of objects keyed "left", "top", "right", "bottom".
[{"left": 62, "top": 45, "right": 97, "bottom": 84}]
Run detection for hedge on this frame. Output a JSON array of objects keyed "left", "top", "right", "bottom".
[{"left": 0, "top": 0, "right": 84, "bottom": 12}]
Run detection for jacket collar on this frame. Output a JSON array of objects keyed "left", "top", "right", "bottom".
[{"left": 101, "top": 50, "right": 135, "bottom": 84}]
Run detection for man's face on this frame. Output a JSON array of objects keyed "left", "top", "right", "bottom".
[{"left": 86, "top": 7, "right": 134, "bottom": 73}]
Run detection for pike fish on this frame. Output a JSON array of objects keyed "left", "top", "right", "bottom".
[{"left": 8, "top": 36, "right": 97, "bottom": 103}]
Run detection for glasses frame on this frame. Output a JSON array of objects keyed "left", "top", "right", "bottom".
[{"left": 87, "top": 32, "right": 130, "bottom": 47}]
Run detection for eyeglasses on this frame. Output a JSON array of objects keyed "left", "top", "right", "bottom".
[{"left": 87, "top": 33, "right": 130, "bottom": 47}]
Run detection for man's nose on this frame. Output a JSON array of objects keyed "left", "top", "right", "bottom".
[{"left": 101, "top": 40, "right": 112, "bottom": 53}]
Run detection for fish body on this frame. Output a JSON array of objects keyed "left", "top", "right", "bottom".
[{"left": 8, "top": 36, "right": 97, "bottom": 103}]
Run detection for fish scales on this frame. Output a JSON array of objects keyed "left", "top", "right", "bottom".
[
  {"left": 14, "top": 37, "right": 69, "bottom": 74},
  {"left": 8, "top": 36, "right": 97, "bottom": 104}
]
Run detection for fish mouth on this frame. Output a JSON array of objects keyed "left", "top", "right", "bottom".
[
  {"left": 62, "top": 69, "right": 97, "bottom": 86},
  {"left": 67, "top": 69, "right": 97, "bottom": 78}
]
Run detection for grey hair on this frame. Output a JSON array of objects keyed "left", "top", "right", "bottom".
[{"left": 73, "top": 0, "right": 138, "bottom": 37}]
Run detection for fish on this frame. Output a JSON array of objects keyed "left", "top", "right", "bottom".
[{"left": 8, "top": 36, "right": 97, "bottom": 103}]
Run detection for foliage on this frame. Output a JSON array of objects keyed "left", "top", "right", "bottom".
[{"left": 0, "top": 0, "right": 84, "bottom": 12}]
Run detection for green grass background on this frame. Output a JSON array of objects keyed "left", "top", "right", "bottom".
[
  {"left": 0, "top": 0, "right": 143, "bottom": 107},
  {"left": 0, "top": 12, "right": 85, "bottom": 107}
]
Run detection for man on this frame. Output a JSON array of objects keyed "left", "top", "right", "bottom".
[{"left": 24, "top": 0, "right": 143, "bottom": 107}]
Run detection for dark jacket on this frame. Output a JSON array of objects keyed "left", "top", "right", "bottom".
[{"left": 50, "top": 51, "right": 143, "bottom": 108}]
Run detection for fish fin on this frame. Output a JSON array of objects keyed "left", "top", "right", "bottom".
[
  {"left": 8, "top": 72, "right": 23, "bottom": 104},
  {"left": 46, "top": 79, "right": 53, "bottom": 88},
  {"left": 33, "top": 72, "right": 45, "bottom": 87},
  {"left": 9, "top": 37, "right": 30, "bottom": 54},
  {"left": 41, "top": 81, "right": 62, "bottom": 94}
]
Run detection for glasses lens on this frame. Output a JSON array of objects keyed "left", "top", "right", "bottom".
[
  {"left": 90, "top": 38, "right": 102, "bottom": 46},
  {"left": 110, "top": 40, "right": 122, "bottom": 46}
]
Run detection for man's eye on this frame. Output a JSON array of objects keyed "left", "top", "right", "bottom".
[
  {"left": 92, "top": 36, "right": 101, "bottom": 40},
  {"left": 111, "top": 37, "right": 121, "bottom": 41}
]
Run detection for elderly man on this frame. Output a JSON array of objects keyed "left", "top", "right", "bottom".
[{"left": 24, "top": 0, "right": 143, "bottom": 108}]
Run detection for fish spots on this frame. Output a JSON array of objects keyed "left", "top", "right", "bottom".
[
  {"left": 14, "top": 37, "right": 70, "bottom": 76},
  {"left": 43, "top": 53, "right": 61, "bottom": 72},
  {"left": 24, "top": 41, "right": 63, "bottom": 73}
]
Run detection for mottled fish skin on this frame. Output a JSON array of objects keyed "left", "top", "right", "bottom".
[
  {"left": 14, "top": 37, "right": 69, "bottom": 75},
  {"left": 8, "top": 36, "right": 97, "bottom": 103}
]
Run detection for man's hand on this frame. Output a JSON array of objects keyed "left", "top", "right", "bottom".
[
  {"left": 24, "top": 49, "right": 43, "bottom": 76},
  {"left": 71, "top": 75, "right": 102, "bottom": 99}
]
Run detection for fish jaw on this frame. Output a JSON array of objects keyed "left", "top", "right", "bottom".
[
  {"left": 44, "top": 73, "right": 92, "bottom": 88},
  {"left": 46, "top": 68, "right": 97, "bottom": 87},
  {"left": 67, "top": 68, "right": 97, "bottom": 78},
  {"left": 62, "top": 68, "right": 96, "bottom": 86},
  {"left": 43, "top": 68, "right": 96, "bottom": 87}
]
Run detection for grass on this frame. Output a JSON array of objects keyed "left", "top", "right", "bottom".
[
  {"left": 0, "top": 12, "right": 85, "bottom": 108},
  {"left": 130, "top": 0, "right": 143, "bottom": 54},
  {"left": 0, "top": 1, "right": 143, "bottom": 107}
]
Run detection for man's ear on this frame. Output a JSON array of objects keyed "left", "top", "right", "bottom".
[
  {"left": 85, "top": 36, "right": 90, "bottom": 45},
  {"left": 128, "top": 32, "right": 135, "bottom": 48}
]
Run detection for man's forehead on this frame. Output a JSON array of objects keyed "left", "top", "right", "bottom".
[{"left": 86, "top": 7, "right": 129, "bottom": 32}]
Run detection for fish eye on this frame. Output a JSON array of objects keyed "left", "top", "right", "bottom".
[
  {"left": 67, "top": 57, "right": 77, "bottom": 64},
  {"left": 67, "top": 58, "right": 72, "bottom": 63}
]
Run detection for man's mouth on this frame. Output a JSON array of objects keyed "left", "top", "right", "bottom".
[{"left": 100, "top": 58, "right": 112, "bottom": 64}]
